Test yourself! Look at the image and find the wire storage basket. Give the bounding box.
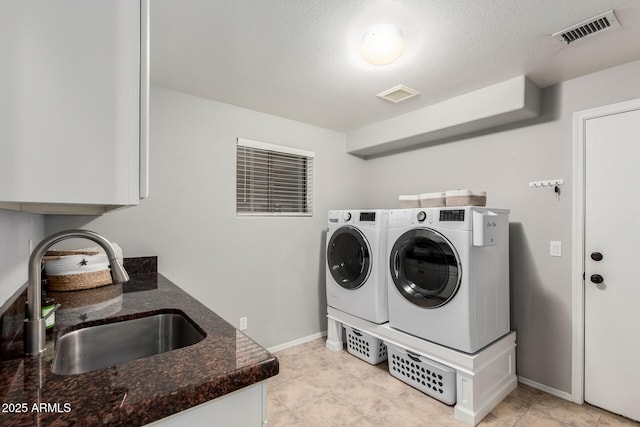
[344,325,388,365]
[386,342,457,405]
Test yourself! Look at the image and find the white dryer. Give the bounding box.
[326,210,389,324]
[387,207,510,353]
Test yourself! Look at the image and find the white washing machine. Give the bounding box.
[387,207,510,353]
[326,210,389,324]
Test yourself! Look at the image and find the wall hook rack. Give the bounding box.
[530,179,563,200]
[529,179,563,188]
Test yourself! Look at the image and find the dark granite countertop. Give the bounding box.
[0,268,279,426]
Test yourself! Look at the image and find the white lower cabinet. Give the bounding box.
[147,382,268,427]
[0,0,149,215]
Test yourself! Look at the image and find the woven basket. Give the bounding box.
[445,190,487,207]
[48,284,122,308]
[43,244,122,292]
[46,270,113,291]
[399,195,420,208]
[420,192,446,208]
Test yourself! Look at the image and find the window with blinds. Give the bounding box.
[236,138,314,216]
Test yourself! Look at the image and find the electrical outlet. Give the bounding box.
[239,317,247,330]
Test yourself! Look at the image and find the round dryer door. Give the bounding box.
[327,225,371,290]
[389,228,461,308]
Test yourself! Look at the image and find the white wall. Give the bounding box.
[43,60,640,395]
[46,86,367,348]
[0,210,45,306]
[363,59,640,394]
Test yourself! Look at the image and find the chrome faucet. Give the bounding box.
[24,229,130,356]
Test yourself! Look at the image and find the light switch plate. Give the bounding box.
[550,241,562,257]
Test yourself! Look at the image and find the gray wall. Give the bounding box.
[362,59,640,394]
[46,86,367,348]
[0,210,45,306]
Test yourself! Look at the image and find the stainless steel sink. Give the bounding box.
[52,310,206,375]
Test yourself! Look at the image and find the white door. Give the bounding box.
[584,105,640,422]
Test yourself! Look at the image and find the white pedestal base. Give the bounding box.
[325,313,344,352]
[327,307,517,426]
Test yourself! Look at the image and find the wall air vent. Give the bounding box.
[552,10,620,45]
[377,84,420,103]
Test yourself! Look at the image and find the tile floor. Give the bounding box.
[267,338,639,427]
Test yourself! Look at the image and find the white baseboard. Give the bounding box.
[518,376,573,401]
[267,331,327,353]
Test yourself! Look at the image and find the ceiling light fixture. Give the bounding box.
[361,24,404,65]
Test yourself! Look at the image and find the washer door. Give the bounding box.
[327,226,371,290]
[390,228,461,308]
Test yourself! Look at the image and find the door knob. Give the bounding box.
[590,252,603,261]
[590,274,604,284]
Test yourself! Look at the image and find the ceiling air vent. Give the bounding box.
[377,84,420,103]
[552,10,620,45]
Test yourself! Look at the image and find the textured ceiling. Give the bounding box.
[151,0,640,131]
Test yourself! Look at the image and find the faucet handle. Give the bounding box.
[24,318,47,356]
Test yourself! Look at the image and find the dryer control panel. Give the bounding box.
[360,212,376,222]
[328,210,389,226]
[439,209,465,222]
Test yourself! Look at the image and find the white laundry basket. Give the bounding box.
[344,326,387,365]
[386,342,457,405]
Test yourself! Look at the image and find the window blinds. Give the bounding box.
[236,138,314,216]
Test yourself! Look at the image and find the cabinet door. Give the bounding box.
[0,1,142,212]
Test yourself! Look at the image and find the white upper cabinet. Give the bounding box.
[0,0,149,215]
